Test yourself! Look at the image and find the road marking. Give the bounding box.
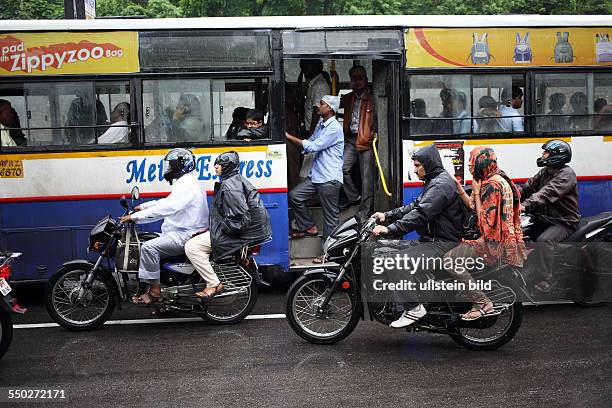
[14,313,287,329]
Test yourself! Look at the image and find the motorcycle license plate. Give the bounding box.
[0,278,11,296]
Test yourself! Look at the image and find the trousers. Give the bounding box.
[184,231,221,288]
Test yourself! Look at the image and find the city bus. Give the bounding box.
[0,15,610,282]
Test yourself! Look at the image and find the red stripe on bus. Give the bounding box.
[0,188,288,203]
[413,28,465,67]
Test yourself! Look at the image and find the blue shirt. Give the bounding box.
[302,117,344,184]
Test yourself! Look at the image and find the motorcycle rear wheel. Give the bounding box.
[449,303,523,350]
[286,274,360,345]
[202,281,258,325]
[0,310,13,359]
[46,265,116,331]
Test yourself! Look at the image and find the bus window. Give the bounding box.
[535,73,590,133]
[95,82,131,144]
[472,74,525,134]
[408,74,470,136]
[594,73,612,132]
[0,84,28,147]
[59,82,107,145]
[143,79,213,144]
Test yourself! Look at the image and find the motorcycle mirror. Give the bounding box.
[120,196,128,209]
[131,186,140,201]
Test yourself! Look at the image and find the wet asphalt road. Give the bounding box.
[1,284,611,408]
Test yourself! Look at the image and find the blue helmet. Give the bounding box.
[162,148,195,184]
[537,139,572,167]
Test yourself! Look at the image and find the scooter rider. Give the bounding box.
[520,139,580,241]
[371,144,465,328]
[120,148,209,304]
[519,139,580,291]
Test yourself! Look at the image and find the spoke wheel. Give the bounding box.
[46,266,116,331]
[203,282,258,325]
[286,274,360,344]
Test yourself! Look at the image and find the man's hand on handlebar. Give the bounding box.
[120,214,132,224]
[134,205,142,211]
[371,212,386,222]
[372,225,389,236]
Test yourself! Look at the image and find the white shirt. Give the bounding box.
[499,106,524,132]
[304,73,330,130]
[130,172,209,235]
[98,121,129,144]
[1,124,17,147]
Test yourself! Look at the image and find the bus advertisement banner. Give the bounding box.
[0,31,139,76]
[406,27,612,68]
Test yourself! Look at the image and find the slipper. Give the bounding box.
[312,256,326,264]
[290,229,318,238]
[131,292,161,305]
[461,301,494,321]
[196,283,224,299]
[534,280,553,293]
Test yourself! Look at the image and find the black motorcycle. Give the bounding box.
[45,187,269,331]
[0,252,24,359]
[521,210,612,305]
[286,218,524,350]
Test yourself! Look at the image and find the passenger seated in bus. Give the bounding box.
[453,91,471,134]
[410,98,433,135]
[499,87,524,132]
[594,98,612,131]
[170,94,204,142]
[236,109,269,141]
[185,151,271,298]
[0,99,27,147]
[434,88,454,134]
[568,92,589,131]
[474,95,503,133]
[371,144,465,327]
[226,107,249,140]
[120,148,208,305]
[98,102,130,144]
[64,93,108,145]
[538,93,568,132]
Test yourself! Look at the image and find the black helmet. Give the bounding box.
[537,139,572,167]
[162,148,195,184]
[214,151,240,178]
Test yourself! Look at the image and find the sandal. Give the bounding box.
[312,256,326,264]
[131,292,162,305]
[461,301,494,321]
[290,228,318,238]
[534,279,553,293]
[196,283,224,299]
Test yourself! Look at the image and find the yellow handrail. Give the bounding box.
[372,134,392,197]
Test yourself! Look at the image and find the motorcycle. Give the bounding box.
[285,217,525,350]
[0,252,25,359]
[521,210,612,305]
[45,187,269,331]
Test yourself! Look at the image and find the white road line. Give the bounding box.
[13,313,287,329]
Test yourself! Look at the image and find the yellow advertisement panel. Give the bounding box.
[0,32,139,76]
[406,27,612,68]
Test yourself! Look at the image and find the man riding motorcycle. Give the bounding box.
[372,144,465,328]
[120,148,209,304]
[519,139,579,291]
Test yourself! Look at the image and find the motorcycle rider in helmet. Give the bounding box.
[519,139,580,291]
[185,151,271,298]
[120,148,209,304]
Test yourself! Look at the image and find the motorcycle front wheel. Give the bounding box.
[449,302,523,350]
[45,265,116,331]
[286,274,360,345]
[0,309,13,359]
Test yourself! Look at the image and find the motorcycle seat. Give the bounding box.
[565,211,612,241]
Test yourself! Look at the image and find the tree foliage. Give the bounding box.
[1,0,609,20]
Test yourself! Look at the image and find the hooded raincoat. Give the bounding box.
[209,152,272,259]
[384,144,465,241]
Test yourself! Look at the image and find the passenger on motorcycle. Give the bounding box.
[519,139,579,291]
[120,148,209,304]
[185,151,271,298]
[445,146,525,320]
[371,144,465,328]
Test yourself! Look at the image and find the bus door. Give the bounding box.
[281,29,404,268]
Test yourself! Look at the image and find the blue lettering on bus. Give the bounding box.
[158,159,164,181]
[147,162,157,182]
[264,160,272,177]
[126,159,146,183]
[245,160,255,178]
[197,156,212,180]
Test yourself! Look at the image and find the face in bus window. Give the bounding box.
[349,67,368,94]
[413,160,426,180]
[0,104,12,126]
[245,119,263,129]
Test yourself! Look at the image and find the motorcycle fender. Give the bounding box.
[60,260,122,310]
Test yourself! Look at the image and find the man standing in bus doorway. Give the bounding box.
[341,65,377,222]
[499,86,524,132]
[286,95,343,264]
